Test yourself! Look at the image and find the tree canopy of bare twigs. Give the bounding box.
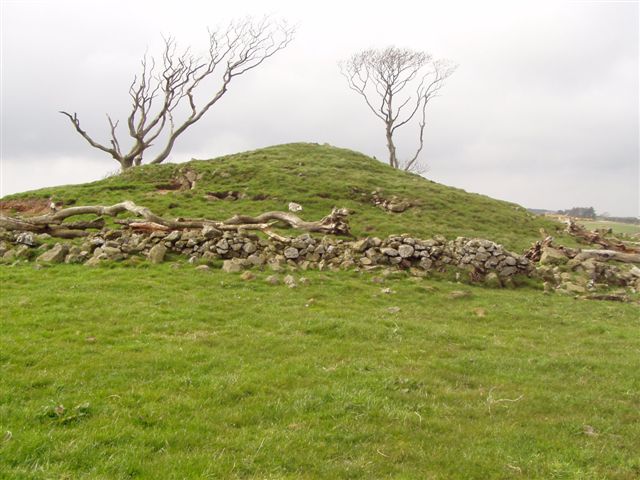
[340,47,456,172]
[61,18,295,171]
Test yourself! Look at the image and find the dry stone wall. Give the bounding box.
[0,228,531,280]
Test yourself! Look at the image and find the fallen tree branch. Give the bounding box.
[573,249,640,264]
[0,201,351,238]
[223,207,351,235]
[565,219,639,253]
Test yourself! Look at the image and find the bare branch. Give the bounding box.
[61,18,295,171]
[340,46,456,171]
[59,111,121,164]
[0,202,351,238]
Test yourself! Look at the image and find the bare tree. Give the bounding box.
[61,18,295,171]
[340,47,456,172]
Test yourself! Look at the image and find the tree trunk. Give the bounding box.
[574,250,640,264]
[386,125,397,168]
[0,202,351,238]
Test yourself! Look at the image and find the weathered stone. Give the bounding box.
[265,274,279,285]
[240,271,255,281]
[475,252,491,262]
[15,232,37,246]
[268,258,285,272]
[199,251,216,261]
[540,247,568,265]
[419,257,433,270]
[283,274,297,288]
[195,264,211,272]
[36,244,68,263]
[164,230,182,242]
[484,257,499,269]
[243,242,257,254]
[284,247,299,259]
[340,259,355,269]
[102,246,122,258]
[484,272,502,288]
[352,238,370,253]
[222,259,244,273]
[398,244,414,258]
[560,282,587,294]
[499,266,518,277]
[147,244,167,264]
[246,254,265,266]
[84,255,105,267]
[291,240,307,250]
[387,202,409,213]
[3,245,31,260]
[381,247,399,257]
[504,256,517,266]
[64,252,86,264]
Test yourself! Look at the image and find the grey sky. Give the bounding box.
[1,0,638,216]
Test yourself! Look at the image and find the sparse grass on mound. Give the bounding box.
[0,264,638,479]
[1,143,568,252]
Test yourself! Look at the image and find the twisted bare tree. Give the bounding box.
[61,18,295,171]
[340,47,456,172]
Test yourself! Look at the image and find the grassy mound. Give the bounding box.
[2,143,565,252]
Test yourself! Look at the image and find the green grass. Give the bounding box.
[1,263,639,479]
[1,143,569,252]
[1,143,635,478]
[579,220,640,236]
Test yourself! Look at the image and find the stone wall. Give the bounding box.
[0,228,531,280]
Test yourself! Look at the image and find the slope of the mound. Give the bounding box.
[1,143,564,251]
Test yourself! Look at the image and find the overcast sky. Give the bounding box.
[1,0,638,216]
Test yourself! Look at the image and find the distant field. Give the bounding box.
[1,264,638,479]
[579,220,640,236]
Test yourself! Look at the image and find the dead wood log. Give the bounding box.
[523,235,554,262]
[118,221,171,232]
[0,201,351,238]
[573,249,640,264]
[223,207,351,235]
[565,219,639,253]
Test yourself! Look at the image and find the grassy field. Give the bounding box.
[1,263,638,479]
[579,220,640,237]
[1,143,571,253]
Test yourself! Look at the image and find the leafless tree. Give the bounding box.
[61,18,295,171]
[340,47,456,172]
